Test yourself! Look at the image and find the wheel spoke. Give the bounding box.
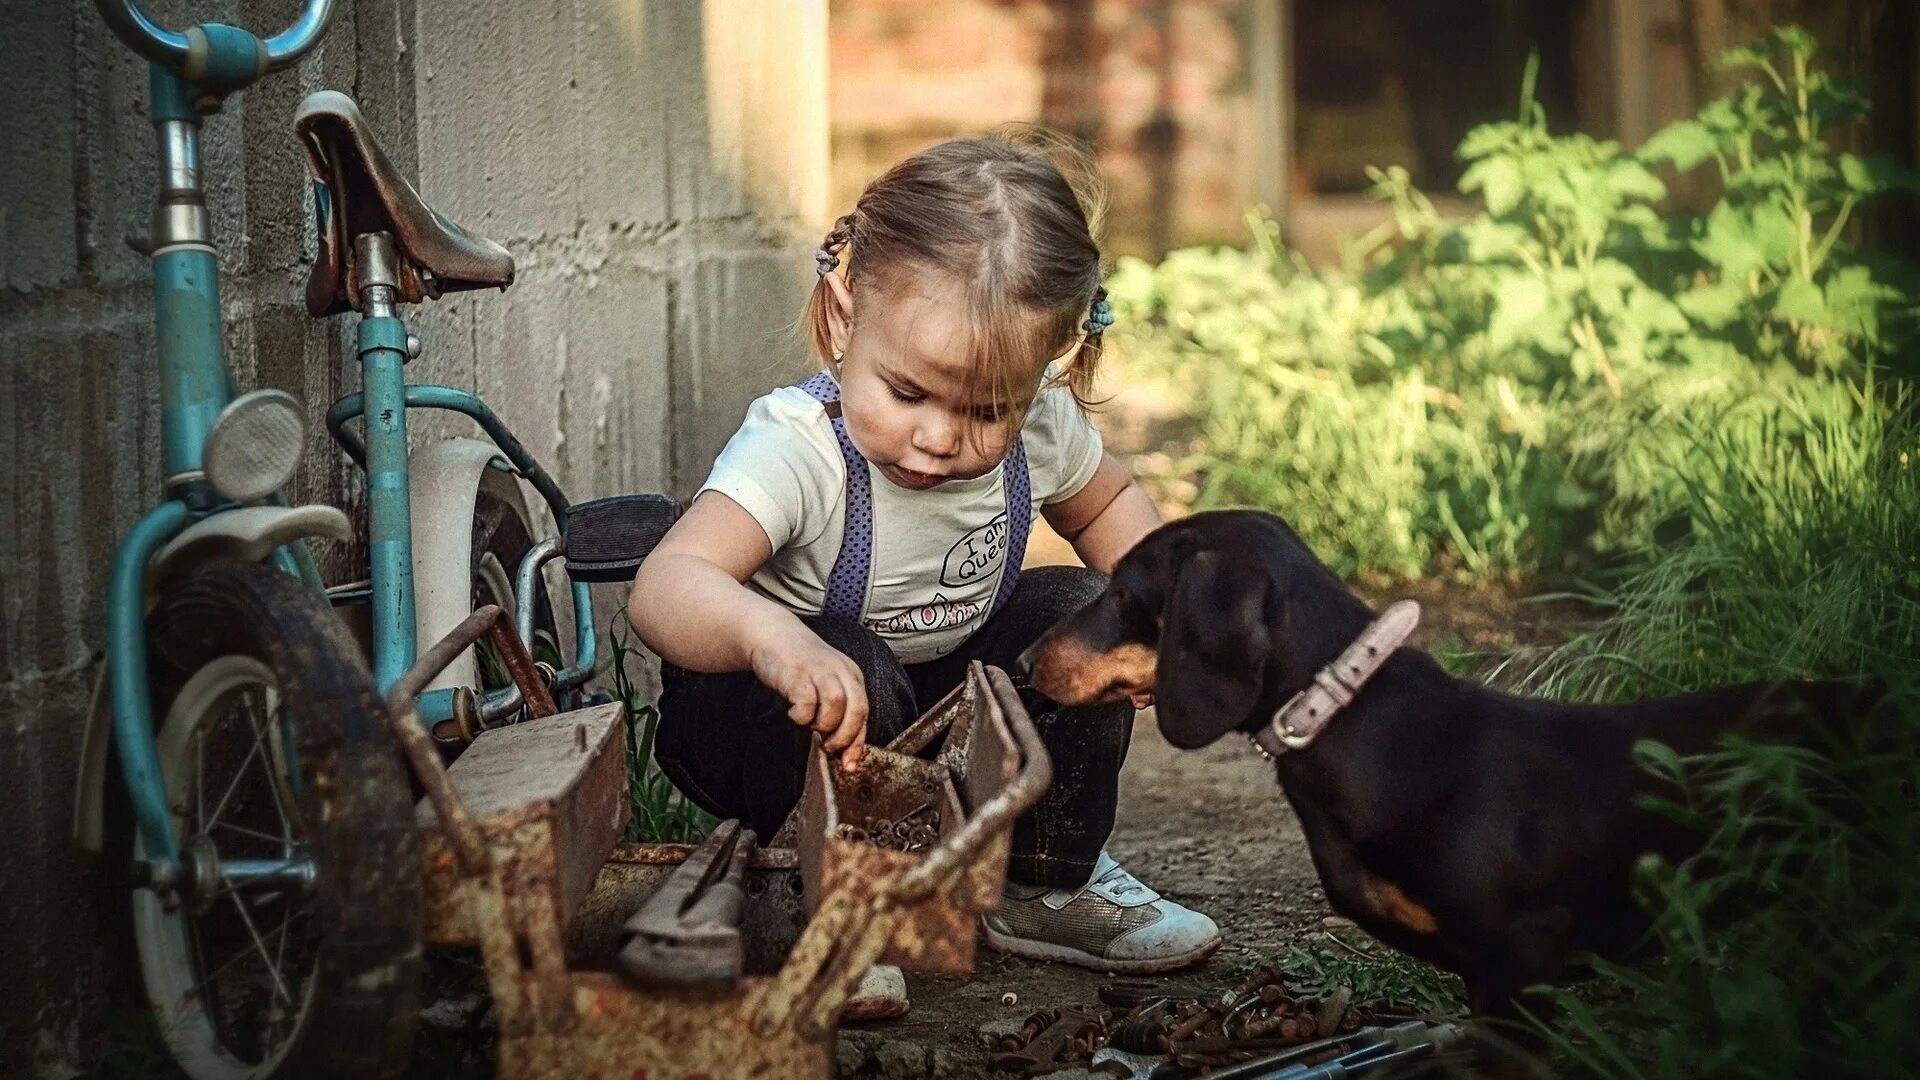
[210,819,299,848]
[185,904,307,1002]
[203,698,270,831]
[222,869,294,1008]
[273,888,294,994]
[196,725,206,833]
[243,688,298,851]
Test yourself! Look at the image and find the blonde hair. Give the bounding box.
[804,124,1111,449]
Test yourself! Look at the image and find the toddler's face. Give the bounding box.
[836,270,1052,491]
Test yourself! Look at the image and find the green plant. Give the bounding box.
[1505,381,1919,1076]
[1279,933,1466,1018]
[1517,379,1918,701]
[605,619,713,844]
[1108,27,1918,583]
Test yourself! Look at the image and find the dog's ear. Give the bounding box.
[1156,550,1272,749]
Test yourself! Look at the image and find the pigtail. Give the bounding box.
[1065,283,1109,402]
[802,213,857,367]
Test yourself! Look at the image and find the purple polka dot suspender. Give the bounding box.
[797,371,1031,623]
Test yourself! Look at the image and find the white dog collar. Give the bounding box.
[1251,600,1421,759]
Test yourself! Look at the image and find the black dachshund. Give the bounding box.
[1019,510,1865,1021]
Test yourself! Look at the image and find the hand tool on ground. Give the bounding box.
[618,819,757,990]
[1198,1020,1469,1080]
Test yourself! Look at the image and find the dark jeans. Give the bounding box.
[654,565,1132,889]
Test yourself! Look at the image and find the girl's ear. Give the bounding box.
[823,272,854,359]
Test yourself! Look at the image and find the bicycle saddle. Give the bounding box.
[294,90,514,316]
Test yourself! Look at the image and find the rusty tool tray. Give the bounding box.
[388,624,1052,1079]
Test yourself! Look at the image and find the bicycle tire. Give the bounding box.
[133,561,421,1079]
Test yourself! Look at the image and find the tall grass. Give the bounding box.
[1518,378,1918,699]
[604,620,713,844]
[1511,380,1920,1077]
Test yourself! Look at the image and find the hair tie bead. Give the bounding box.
[1082,296,1114,335]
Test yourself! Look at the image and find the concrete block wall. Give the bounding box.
[0,1,827,1073]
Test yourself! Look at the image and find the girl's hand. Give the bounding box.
[749,622,871,769]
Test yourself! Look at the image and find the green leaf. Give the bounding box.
[1671,334,1748,370]
[1488,275,1552,352]
[1460,217,1531,261]
[1695,202,1793,281]
[1822,265,1899,341]
[1640,120,1719,171]
[1456,121,1521,162]
[1773,24,1819,58]
[1839,153,1920,195]
[1713,41,1774,74]
[1634,738,1688,780]
[1677,281,1748,329]
[1774,277,1830,326]
[1583,259,1639,318]
[1626,284,1691,335]
[1608,160,1669,203]
[1461,157,1525,215]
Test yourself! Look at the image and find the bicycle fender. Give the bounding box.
[408,437,532,695]
[74,502,351,853]
[152,504,351,583]
[74,665,114,852]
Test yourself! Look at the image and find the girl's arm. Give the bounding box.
[1043,452,1162,574]
[628,491,870,766]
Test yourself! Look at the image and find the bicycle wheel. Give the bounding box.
[130,561,420,1079]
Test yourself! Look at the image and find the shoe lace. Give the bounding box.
[1094,862,1148,899]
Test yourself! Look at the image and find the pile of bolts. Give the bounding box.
[835,803,943,854]
[987,966,1469,1078]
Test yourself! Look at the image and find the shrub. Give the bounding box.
[1107,28,1918,583]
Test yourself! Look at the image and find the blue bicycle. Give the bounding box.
[70,2,657,1074]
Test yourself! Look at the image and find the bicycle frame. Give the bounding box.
[101,8,592,871]
[322,252,598,721]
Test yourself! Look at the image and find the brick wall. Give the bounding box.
[829,0,1256,258]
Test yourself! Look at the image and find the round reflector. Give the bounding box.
[204,389,306,502]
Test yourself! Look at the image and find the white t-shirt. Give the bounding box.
[700,377,1104,664]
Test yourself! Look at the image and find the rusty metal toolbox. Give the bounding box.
[392,632,1049,1078]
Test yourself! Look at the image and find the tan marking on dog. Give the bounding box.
[1028,638,1158,705]
[1362,878,1439,934]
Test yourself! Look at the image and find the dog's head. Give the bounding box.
[1019,511,1369,749]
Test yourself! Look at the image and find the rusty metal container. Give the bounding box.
[389,622,1049,1079]
[415,700,629,946]
[566,843,807,976]
[797,662,1033,973]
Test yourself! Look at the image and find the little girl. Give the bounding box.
[627,129,1219,1012]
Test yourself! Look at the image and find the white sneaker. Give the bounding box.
[982,852,1221,974]
[841,962,909,1021]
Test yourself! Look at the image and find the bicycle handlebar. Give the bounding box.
[94,0,334,78]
